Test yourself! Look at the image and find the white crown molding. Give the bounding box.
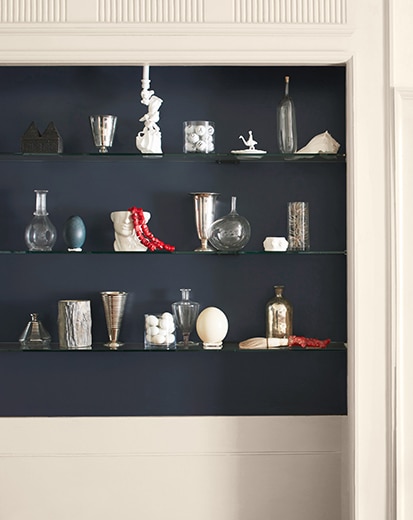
[0,20,354,65]
[0,48,352,66]
[0,0,349,25]
[0,22,354,36]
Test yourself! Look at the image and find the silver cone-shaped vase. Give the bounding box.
[101,291,128,349]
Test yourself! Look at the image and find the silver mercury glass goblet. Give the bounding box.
[190,192,219,252]
[101,291,128,349]
[172,288,200,348]
[90,115,117,153]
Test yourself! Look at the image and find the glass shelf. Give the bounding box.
[0,152,346,164]
[0,341,347,352]
[0,249,347,255]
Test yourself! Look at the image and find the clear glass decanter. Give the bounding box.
[277,76,297,154]
[208,196,251,251]
[19,313,51,349]
[265,285,293,348]
[25,189,57,251]
[172,288,200,348]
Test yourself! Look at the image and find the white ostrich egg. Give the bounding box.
[196,307,228,347]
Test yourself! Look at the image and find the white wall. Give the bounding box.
[0,416,344,520]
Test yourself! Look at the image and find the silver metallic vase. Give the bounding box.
[90,115,117,153]
[190,192,219,252]
[101,291,128,349]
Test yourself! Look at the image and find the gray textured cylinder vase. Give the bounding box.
[58,300,92,349]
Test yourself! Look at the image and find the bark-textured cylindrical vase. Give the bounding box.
[58,300,92,349]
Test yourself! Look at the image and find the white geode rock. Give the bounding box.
[297,130,340,154]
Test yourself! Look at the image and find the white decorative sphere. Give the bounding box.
[159,318,174,333]
[196,306,228,349]
[166,333,176,344]
[185,143,196,152]
[151,334,166,345]
[195,140,207,152]
[188,133,200,144]
[146,314,158,327]
[195,125,206,136]
[148,325,160,337]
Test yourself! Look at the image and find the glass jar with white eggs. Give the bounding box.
[144,312,176,349]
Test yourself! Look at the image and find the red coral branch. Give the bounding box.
[288,335,331,349]
[128,206,175,252]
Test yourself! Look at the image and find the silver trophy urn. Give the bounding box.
[190,192,219,252]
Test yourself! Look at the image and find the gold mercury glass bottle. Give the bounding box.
[265,285,293,348]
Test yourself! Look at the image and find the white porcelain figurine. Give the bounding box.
[239,130,258,150]
[231,130,267,156]
[111,210,151,252]
[136,65,163,154]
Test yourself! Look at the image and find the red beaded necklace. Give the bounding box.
[128,206,175,252]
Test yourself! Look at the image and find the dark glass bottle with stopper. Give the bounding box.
[265,285,293,348]
[277,76,297,154]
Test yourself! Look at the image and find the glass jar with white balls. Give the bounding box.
[144,312,176,349]
[183,121,215,153]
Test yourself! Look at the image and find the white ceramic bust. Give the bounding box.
[111,210,151,252]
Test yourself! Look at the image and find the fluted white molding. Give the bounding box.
[97,0,204,23]
[0,0,347,24]
[234,0,346,24]
[0,0,66,22]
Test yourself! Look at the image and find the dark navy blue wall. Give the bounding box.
[0,65,346,154]
[0,66,346,416]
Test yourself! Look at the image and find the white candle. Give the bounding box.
[143,65,150,81]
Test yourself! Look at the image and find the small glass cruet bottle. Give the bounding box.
[265,285,293,348]
[25,189,57,251]
[277,76,297,154]
[172,288,200,348]
[19,313,51,349]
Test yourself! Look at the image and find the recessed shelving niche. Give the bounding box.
[0,64,347,416]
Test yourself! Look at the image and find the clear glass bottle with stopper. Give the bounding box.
[25,189,57,251]
[265,285,293,348]
[172,288,200,348]
[277,76,297,154]
[19,313,51,349]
